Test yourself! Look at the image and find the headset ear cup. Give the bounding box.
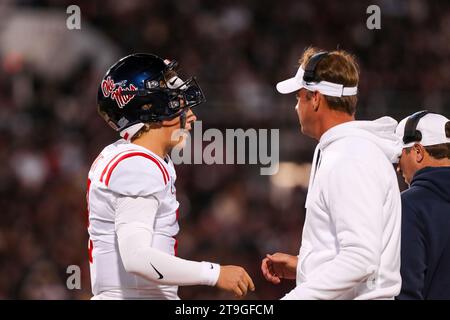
[303,51,328,82]
[445,121,450,138]
[415,130,422,142]
[402,110,429,144]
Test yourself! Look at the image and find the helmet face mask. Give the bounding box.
[97,53,205,133]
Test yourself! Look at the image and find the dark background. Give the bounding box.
[0,0,449,299]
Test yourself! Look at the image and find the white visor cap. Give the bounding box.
[276,66,358,97]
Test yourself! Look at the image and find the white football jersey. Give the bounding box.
[87,139,180,299]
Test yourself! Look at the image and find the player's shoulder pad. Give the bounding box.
[103,151,170,197]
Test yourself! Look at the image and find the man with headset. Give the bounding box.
[261,47,402,299]
[396,111,450,299]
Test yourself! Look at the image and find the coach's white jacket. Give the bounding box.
[283,117,402,300]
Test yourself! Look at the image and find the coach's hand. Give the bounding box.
[216,265,255,298]
[261,253,298,284]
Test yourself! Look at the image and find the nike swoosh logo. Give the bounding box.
[150,263,164,280]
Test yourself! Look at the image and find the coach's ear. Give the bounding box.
[313,91,321,112]
[445,121,450,138]
[413,143,425,163]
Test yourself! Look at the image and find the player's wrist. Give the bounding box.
[200,261,220,286]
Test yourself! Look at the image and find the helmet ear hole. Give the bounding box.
[445,121,450,138]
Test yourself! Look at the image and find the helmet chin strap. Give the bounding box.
[160,109,188,128]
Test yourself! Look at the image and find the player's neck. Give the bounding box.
[131,134,167,159]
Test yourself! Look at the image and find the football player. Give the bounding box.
[87,53,254,299]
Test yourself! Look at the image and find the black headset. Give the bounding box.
[402,110,429,144]
[303,51,329,83]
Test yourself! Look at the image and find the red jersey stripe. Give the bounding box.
[105,152,169,186]
[151,155,170,183]
[88,239,94,264]
[173,238,178,257]
[100,150,133,183]
[86,178,91,228]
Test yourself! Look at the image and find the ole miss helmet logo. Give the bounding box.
[101,76,137,108]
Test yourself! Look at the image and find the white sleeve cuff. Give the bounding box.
[200,261,221,286]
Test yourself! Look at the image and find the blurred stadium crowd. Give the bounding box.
[0,0,449,299]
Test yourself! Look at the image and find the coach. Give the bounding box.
[261,47,403,299]
[396,111,450,299]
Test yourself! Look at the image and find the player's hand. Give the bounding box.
[261,253,298,284]
[215,265,255,298]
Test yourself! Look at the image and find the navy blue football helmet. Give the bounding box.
[97,53,205,132]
